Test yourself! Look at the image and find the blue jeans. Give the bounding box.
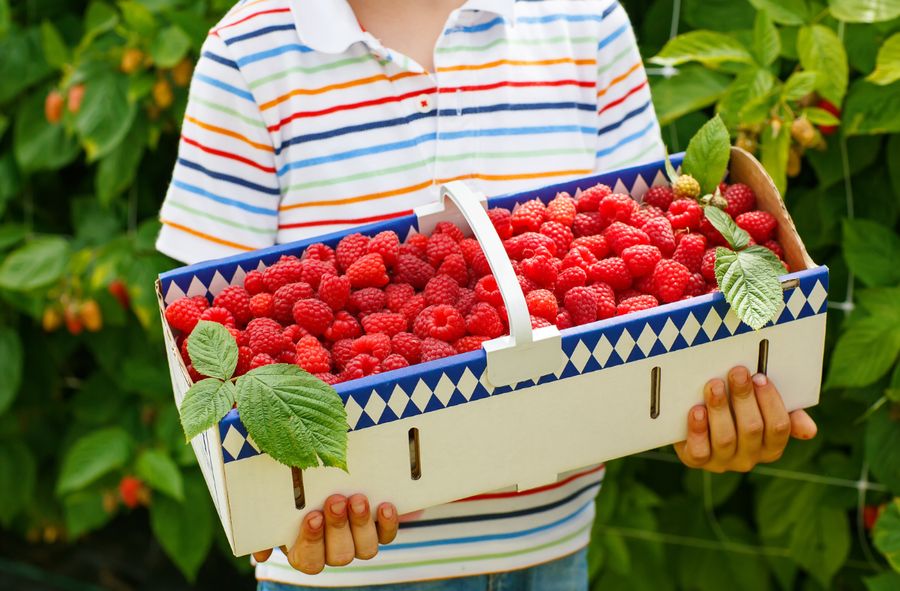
[257,546,588,591]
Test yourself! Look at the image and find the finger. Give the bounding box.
[252,548,273,563]
[728,366,763,472]
[674,405,711,467]
[704,378,736,464]
[375,503,399,545]
[323,495,355,567]
[286,512,326,575]
[789,409,818,440]
[752,373,791,462]
[348,494,379,560]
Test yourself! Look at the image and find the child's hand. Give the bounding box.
[674,366,817,473]
[253,494,398,574]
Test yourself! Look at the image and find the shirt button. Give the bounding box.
[416,94,433,113]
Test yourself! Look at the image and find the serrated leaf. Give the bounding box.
[842,219,900,287]
[843,79,900,135]
[136,449,184,500]
[873,499,900,570]
[829,0,900,23]
[788,505,851,587]
[797,25,849,105]
[749,0,810,25]
[682,115,731,195]
[802,106,841,126]
[826,317,900,388]
[179,378,236,441]
[187,321,238,380]
[650,31,755,68]
[715,246,783,330]
[867,33,900,85]
[664,149,679,183]
[150,25,191,68]
[118,0,157,37]
[235,364,348,470]
[864,406,900,494]
[0,236,70,292]
[752,11,781,66]
[650,65,731,126]
[56,427,133,495]
[782,71,818,101]
[704,207,750,250]
[149,473,213,581]
[717,67,777,129]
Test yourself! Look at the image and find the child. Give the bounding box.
[157,1,817,589]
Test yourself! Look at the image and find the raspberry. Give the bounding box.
[213,286,252,327]
[526,289,558,322]
[336,233,370,272]
[235,346,255,376]
[361,312,407,337]
[437,253,469,286]
[367,231,400,267]
[331,339,356,370]
[342,354,382,380]
[295,336,332,374]
[599,193,637,225]
[560,245,597,273]
[385,283,415,312]
[465,302,505,338]
[604,222,650,255]
[547,193,577,226]
[324,310,362,341]
[617,295,659,316]
[352,334,392,360]
[474,275,503,307]
[199,306,236,328]
[318,274,351,311]
[700,248,717,283]
[667,199,703,231]
[629,207,661,229]
[399,294,427,324]
[458,238,483,265]
[699,215,728,247]
[487,207,513,240]
[564,286,598,325]
[249,326,290,357]
[315,372,340,385]
[736,211,777,243]
[577,183,611,212]
[243,270,266,295]
[347,288,384,316]
[673,174,701,200]
[621,244,662,277]
[246,317,282,337]
[395,254,435,289]
[456,288,476,316]
[672,233,707,273]
[642,217,677,257]
[555,266,588,299]
[347,253,389,288]
[191,296,210,310]
[414,305,466,342]
[424,275,460,306]
[453,335,491,353]
[165,297,204,333]
[511,199,547,234]
[426,233,463,267]
[504,233,557,261]
[263,258,304,292]
[298,259,336,290]
[539,221,574,253]
[571,235,610,259]
[531,315,552,329]
[292,299,334,336]
[401,233,429,259]
[650,259,692,303]
[572,212,604,237]
[187,364,204,382]
[272,282,314,324]
[555,310,573,330]
[421,338,457,362]
[764,240,784,260]
[433,221,466,243]
[280,349,299,365]
[249,293,275,319]
[590,258,632,292]
[391,332,422,364]
[642,186,674,211]
[518,274,539,295]
[283,324,309,343]
[724,183,756,217]
[521,253,558,288]
[381,354,410,372]
[590,282,617,320]
[685,272,707,297]
[303,243,336,264]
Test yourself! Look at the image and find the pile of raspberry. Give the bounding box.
[165,181,784,385]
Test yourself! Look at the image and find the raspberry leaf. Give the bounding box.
[663,148,680,183]
[179,379,236,441]
[682,115,731,195]
[186,320,238,380]
[704,206,751,250]
[714,246,783,330]
[235,364,348,470]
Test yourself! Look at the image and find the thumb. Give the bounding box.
[789,409,817,440]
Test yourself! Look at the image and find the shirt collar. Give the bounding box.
[292,0,516,55]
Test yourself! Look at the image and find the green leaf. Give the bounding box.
[136,449,184,500]
[650,31,755,68]
[0,328,23,415]
[760,117,791,194]
[0,236,70,292]
[84,1,119,39]
[650,66,732,126]
[235,364,348,470]
[74,71,138,161]
[187,321,239,380]
[865,406,900,494]
[0,442,36,526]
[802,106,841,126]
[788,505,851,587]
[842,219,900,287]
[0,152,21,217]
[782,71,818,101]
[704,207,751,250]
[118,0,157,36]
[13,90,80,173]
[829,0,900,23]
[866,573,900,591]
[843,79,900,135]
[149,473,213,581]
[56,427,133,495]
[95,118,145,206]
[0,27,52,104]
[717,67,777,129]
[0,0,8,36]
[749,0,810,25]
[752,11,781,66]
[179,378,237,441]
[715,246,784,330]
[868,33,900,85]
[873,499,900,571]
[150,25,191,68]
[681,115,731,195]
[63,490,112,538]
[0,224,27,252]
[826,317,900,388]
[40,20,68,69]
[797,25,850,105]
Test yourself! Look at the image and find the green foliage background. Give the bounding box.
[0,0,898,589]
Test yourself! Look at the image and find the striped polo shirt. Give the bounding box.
[156,0,663,586]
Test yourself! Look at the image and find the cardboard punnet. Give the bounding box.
[158,149,828,556]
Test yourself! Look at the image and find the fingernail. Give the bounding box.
[381,505,394,519]
[733,368,748,386]
[350,498,366,515]
[692,407,705,422]
[711,381,725,402]
[752,373,767,386]
[331,500,346,516]
[308,513,323,530]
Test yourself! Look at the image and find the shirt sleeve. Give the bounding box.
[156,33,280,265]
[594,2,665,173]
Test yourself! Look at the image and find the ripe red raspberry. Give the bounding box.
[437,253,469,286]
[700,248,717,283]
[283,324,309,344]
[426,233,463,267]
[302,242,335,264]
[629,207,661,229]
[560,245,597,274]
[465,302,505,338]
[298,259,336,290]
[736,211,777,243]
[424,274,460,306]
[331,339,356,370]
[673,233,707,273]
[191,296,210,310]
[336,233,370,272]
[599,193,637,225]
[572,212,605,237]
[617,295,659,316]
[414,305,467,342]
[342,354,382,380]
[399,294,427,324]
[385,283,415,312]
[235,345,255,376]
[458,238,482,264]
[186,364,204,382]
[243,270,266,295]
[521,253,558,288]
[352,333,392,360]
[249,325,291,357]
[246,317,282,337]
[487,207,513,240]
[526,289,558,322]
[763,240,784,260]
[650,259,692,303]
[272,282,314,324]
[504,232,557,260]
[555,266,588,299]
[421,338,457,362]
[318,274,351,311]
[367,231,400,267]
[433,221,466,243]
[295,336,332,374]
[361,312,407,337]
[456,287,476,316]
[199,306,236,328]
[292,299,334,336]
[381,353,410,372]
[518,274,539,295]
[263,258,304,292]
[590,258,632,292]
[511,199,547,234]
[395,254,435,289]
[347,253,389,288]
[391,332,422,364]
[249,293,275,319]
[401,233,429,259]
[250,353,277,369]
[325,310,362,341]
[724,183,756,217]
[453,335,491,353]
[577,183,611,212]
[315,372,340,385]
[540,221,574,253]
[699,215,728,247]
[621,244,662,277]
[571,235,610,259]
[214,286,252,326]
[118,476,144,509]
[564,286,598,325]
[555,310,573,329]
[165,297,205,333]
[531,315,552,328]
[604,222,650,255]
[642,186,674,211]
[667,199,703,231]
[547,193,577,226]
[474,275,503,307]
[590,282,617,320]
[641,217,677,257]
[616,288,642,303]
[685,272,707,297]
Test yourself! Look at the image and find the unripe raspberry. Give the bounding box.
[673,174,701,200]
[790,117,817,148]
